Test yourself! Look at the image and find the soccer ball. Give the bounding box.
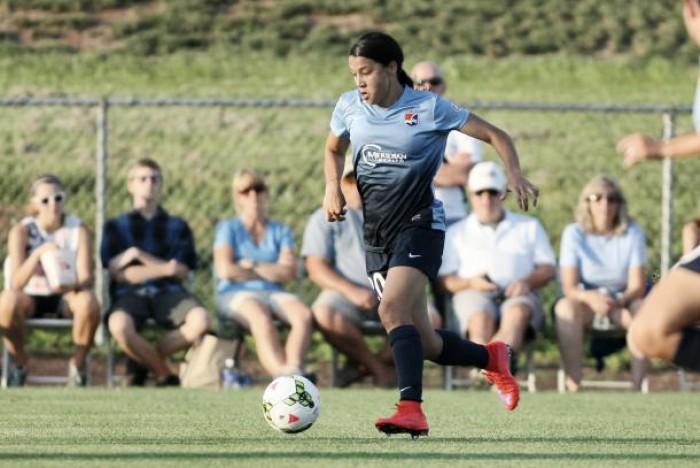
[262,375,321,434]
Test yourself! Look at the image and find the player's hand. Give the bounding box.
[34,242,59,257]
[504,280,530,298]
[324,183,347,222]
[470,275,500,293]
[349,287,379,310]
[616,133,662,168]
[685,0,700,48]
[586,290,617,316]
[505,172,539,211]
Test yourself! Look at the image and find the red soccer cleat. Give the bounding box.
[482,341,520,411]
[375,400,429,439]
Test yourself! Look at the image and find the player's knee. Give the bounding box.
[108,312,136,341]
[186,308,211,336]
[628,318,660,358]
[554,297,577,322]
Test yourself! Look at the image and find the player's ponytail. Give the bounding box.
[350,31,412,87]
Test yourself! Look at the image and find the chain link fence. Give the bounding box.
[0,97,697,341]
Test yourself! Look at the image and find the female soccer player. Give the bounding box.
[617,0,700,373]
[323,31,538,437]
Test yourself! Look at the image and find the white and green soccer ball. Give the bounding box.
[262,375,321,433]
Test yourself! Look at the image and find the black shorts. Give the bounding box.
[680,253,700,274]
[365,226,445,297]
[107,290,202,330]
[30,294,65,317]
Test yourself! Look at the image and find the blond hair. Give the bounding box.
[575,175,630,235]
[231,168,268,213]
[28,174,65,216]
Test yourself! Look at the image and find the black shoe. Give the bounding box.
[156,374,181,387]
[509,349,519,377]
[126,358,148,387]
[301,372,318,386]
[8,366,27,387]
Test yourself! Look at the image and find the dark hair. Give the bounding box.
[30,174,64,197]
[349,31,413,88]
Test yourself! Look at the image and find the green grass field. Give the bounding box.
[1,388,699,467]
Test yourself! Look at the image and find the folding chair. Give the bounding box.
[555,318,649,393]
[1,317,92,388]
[442,298,538,392]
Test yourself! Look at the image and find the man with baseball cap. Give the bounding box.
[437,162,556,374]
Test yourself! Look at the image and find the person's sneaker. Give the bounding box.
[67,364,88,387]
[156,374,181,387]
[336,363,364,388]
[126,358,148,387]
[7,366,27,387]
[482,341,520,411]
[375,400,429,439]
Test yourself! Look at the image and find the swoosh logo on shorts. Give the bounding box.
[408,253,421,259]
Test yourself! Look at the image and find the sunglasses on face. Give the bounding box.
[239,184,267,195]
[587,193,623,203]
[130,175,162,184]
[38,193,65,205]
[474,189,501,197]
[415,77,444,87]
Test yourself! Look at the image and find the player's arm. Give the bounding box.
[617,132,700,167]
[459,114,538,211]
[213,243,258,283]
[306,255,377,309]
[252,247,297,284]
[324,132,350,222]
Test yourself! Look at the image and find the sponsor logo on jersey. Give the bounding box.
[360,144,408,167]
[404,112,419,126]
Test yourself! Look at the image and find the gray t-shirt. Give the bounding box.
[301,207,369,288]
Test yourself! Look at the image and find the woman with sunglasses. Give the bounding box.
[0,174,100,386]
[214,168,314,380]
[554,175,649,392]
[324,31,538,437]
[616,0,700,378]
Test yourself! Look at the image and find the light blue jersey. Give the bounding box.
[330,86,470,251]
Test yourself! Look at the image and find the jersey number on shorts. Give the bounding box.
[369,271,387,300]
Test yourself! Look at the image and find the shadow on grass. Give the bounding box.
[0,451,698,462]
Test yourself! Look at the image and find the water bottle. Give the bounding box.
[221,358,240,389]
[592,288,613,331]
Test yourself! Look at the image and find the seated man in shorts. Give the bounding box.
[302,166,394,387]
[101,158,211,386]
[438,162,555,373]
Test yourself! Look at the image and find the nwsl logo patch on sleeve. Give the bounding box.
[404,112,419,126]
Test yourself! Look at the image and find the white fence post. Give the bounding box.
[661,111,675,277]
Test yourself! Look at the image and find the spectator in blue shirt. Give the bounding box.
[101,158,211,387]
[214,168,313,378]
[554,175,649,392]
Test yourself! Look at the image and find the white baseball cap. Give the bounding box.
[468,161,507,193]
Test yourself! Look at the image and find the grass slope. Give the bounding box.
[0,388,699,467]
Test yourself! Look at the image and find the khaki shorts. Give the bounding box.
[216,290,302,328]
[312,289,380,328]
[450,289,544,336]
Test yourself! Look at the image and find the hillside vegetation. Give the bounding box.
[0,0,696,61]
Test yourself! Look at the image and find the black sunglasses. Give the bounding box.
[587,193,623,203]
[39,193,65,205]
[130,174,162,183]
[239,183,267,195]
[415,77,444,87]
[474,189,500,197]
